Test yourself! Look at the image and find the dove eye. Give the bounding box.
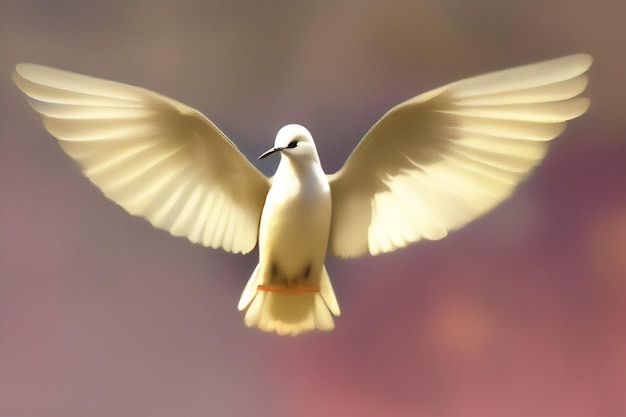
[286,140,298,148]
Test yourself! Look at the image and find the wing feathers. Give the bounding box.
[15,63,148,100]
[447,54,592,98]
[329,54,592,257]
[453,76,589,106]
[441,98,589,123]
[14,57,592,260]
[14,63,269,254]
[448,118,567,141]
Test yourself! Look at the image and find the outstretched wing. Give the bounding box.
[328,54,592,257]
[13,63,269,254]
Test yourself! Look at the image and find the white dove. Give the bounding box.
[13,54,592,335]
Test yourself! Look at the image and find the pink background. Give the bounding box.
[2,1,625,416]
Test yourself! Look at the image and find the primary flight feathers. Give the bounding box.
[13,54,591,335]
[329,55,591,256]
[13,63,270,254]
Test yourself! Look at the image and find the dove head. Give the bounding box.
[259,124,320,163]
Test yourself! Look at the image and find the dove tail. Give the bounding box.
[237,265,340,336]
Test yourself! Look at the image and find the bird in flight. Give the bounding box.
[13,54,592,335]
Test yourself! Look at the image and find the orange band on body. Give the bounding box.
[257,285,320,294]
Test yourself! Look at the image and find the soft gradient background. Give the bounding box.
[1,1,625,416]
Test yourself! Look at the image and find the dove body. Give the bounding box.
[238,126,340,335]
[258,127,331,290]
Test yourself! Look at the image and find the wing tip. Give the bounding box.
[553,53,593,77]
[568,53,593,70]
[13,63,52,84]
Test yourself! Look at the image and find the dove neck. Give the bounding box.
[272,155,329,205]
[277,154,324,177]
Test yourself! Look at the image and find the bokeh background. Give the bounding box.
[1,1,625,416]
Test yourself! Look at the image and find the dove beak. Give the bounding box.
[258,146,283,159]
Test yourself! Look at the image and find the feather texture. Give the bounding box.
[13,64,269,254]
[329,54,592,257]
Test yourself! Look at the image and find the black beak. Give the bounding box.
[258,147,283,159]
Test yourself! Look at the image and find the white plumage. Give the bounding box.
[13,54,592,335]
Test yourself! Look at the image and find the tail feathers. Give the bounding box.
[319,266,340,316]
[238,265,340,336]
[237,264,261,311]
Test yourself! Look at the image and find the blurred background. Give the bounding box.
[1,1,625,416]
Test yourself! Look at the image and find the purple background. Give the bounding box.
[2,1,625,416]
